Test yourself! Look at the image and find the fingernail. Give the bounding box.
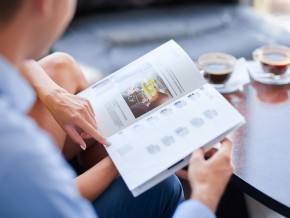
[104,140,112,146]
[80,143,87,150]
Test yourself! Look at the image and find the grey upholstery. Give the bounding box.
[53,2,290,76]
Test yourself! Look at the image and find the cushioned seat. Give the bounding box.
[53,1,290,77]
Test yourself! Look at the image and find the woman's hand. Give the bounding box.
[44,88,106,150]
[21,60,106,150]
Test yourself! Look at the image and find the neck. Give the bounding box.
[0,25,28,67]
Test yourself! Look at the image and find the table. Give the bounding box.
[223,80,290,217]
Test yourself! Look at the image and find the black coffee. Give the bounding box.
[259,52,290,75]
[203,62,232,84]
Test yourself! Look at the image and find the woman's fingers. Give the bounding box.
[81,97,96,123]
[65,125,87,150]
[75,118,107,145]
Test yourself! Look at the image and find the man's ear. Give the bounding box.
[31,0,53,18]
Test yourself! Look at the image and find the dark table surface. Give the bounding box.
[223,80,290,217]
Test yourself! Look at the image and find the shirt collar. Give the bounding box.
[0,56,36,114]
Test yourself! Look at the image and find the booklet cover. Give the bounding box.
[78,40,245,197]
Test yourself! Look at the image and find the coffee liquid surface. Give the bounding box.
[259,52,290,75]
[203,62,232,84]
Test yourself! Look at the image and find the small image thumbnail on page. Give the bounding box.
[115,62,173,118]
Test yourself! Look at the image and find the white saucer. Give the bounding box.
[210,58,250,94]
[213,82,244,94]
[247,62,290,85]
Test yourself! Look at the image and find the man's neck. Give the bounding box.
[0,24,30,67]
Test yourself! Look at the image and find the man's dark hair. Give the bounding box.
[0,0,23,22]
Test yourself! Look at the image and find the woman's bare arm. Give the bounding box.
[75,156,119,201]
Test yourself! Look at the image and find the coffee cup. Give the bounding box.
[198,53,237,88]
[253,45,290,77]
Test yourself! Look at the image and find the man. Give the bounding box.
[0,0,233,217]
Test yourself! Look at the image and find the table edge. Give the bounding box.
[231,174,290,217]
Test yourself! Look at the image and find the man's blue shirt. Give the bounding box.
[0,57,97,218]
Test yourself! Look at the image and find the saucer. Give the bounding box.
[247,62,290,85]
[213,83,244,94]
[211,58,250,94]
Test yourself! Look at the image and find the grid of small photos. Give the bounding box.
[107,84,240,190]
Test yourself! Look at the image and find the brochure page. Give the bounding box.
[106,84,245,194]
[78,40,205,137]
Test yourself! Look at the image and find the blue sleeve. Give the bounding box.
[0,111,98,218]
[173,200,216,218]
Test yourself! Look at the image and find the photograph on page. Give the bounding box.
[112,61,173,118]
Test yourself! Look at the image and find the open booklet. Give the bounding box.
[78,40,245,197]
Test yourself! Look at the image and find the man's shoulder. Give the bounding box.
[0,99,97,218]
[0,97,51,151]
[0,97,64,171]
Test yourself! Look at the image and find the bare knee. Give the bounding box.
[39,52,89,93]
[40,52,79,78]
[46,52,75,69]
